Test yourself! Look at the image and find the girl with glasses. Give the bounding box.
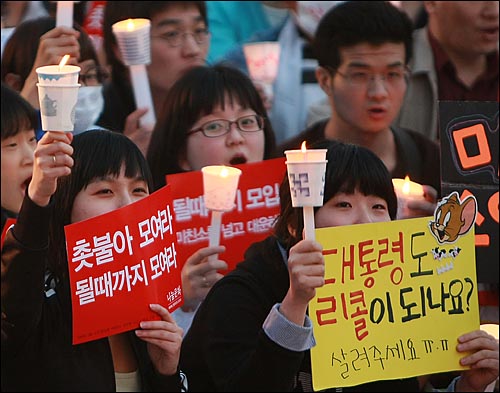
[147,63,278,335]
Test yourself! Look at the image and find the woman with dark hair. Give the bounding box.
[1,130,183,391]
[179,140,499,392]
[1,83,38,232]
[97,1,209,155]
[147,63,277,190]
[145,63,277,334]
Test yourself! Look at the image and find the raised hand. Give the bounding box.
[28,131,73,207]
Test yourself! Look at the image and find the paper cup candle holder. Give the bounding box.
[202,165,242,260]
[392,176,425,219]
[112,18,156,129]
[285,142,328,241]
[36,55,81,132]
[243,41,281,101]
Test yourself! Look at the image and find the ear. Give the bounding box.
[4,73,22,91]
[178,150,192,171]
[316,67,332,95]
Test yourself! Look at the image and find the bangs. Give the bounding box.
[70,130,152,191]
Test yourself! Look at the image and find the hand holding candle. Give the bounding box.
[392,175,425,219]
[284,142,327,241]
[202,166,242,260]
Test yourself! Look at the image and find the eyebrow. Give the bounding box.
[346,61,405,69]
[156,15,205,28]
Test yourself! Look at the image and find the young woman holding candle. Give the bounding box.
[146,63,277,335]
[178,139,499,392]
[1,129,184,391]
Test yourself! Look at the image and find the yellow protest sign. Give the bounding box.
[310,216,479,390]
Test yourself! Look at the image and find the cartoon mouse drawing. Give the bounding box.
[429,192,477,244]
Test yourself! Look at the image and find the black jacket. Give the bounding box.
[1,195,182,392]
[277,120,441,196]
[180,236,419,392]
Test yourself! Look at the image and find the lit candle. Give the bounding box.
[392,175,425,219]
[36,54,80,85]
[284,142,328,241]
[112,18,156,129]
[202,165,242,260]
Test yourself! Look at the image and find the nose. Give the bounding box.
[353,206,376,225]
[366,75,389,99]
[116,193,134,209]
[21,141,34,166]
[226,121,245,144]
[181,33,202,56]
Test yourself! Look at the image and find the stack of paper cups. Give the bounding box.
[36,64,81,132]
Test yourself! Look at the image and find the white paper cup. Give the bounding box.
[112,18,151,66]
[37,83,80,131]
[243,41,280,83]
[285,161,327,207]
[36,65,81,85]
[202,166,242,211]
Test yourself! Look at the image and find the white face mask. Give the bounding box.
[293,1,343,38]
[73,85,104,134]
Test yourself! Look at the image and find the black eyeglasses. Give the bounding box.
[78,66,109,86]
[152,28,210,47]
[187,115,265,138]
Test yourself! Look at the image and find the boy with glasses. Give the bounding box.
[278,1,440,220]
[97,1,210,156]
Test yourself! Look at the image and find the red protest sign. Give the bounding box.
[65,185,181,344]
[167,158,286,273]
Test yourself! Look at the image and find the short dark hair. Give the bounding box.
[1,16,99,90]
[147,64,277,190]
[1,83,38,139]
[314,1,413,70]
[274,140,398,250]
[47,129,153,281]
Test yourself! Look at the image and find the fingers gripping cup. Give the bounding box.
[36,62,81,132]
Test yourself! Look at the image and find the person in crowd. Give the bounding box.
[220,1,340,144]
[179,139,499,392]
[1,129,184,391]
[146,63,277,334]
[96,1,210,156]
[394,0,499,141]
[278,1,439,219]
[1,1,49,57]
[1,83,38,232]
[1,16,107,139]
[308,1,499,141]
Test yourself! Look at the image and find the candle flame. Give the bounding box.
[126,19,135,31]
[58,54,70,68]
[402,175,411,195]
[301,141,307,153]
[220,167,228,178]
